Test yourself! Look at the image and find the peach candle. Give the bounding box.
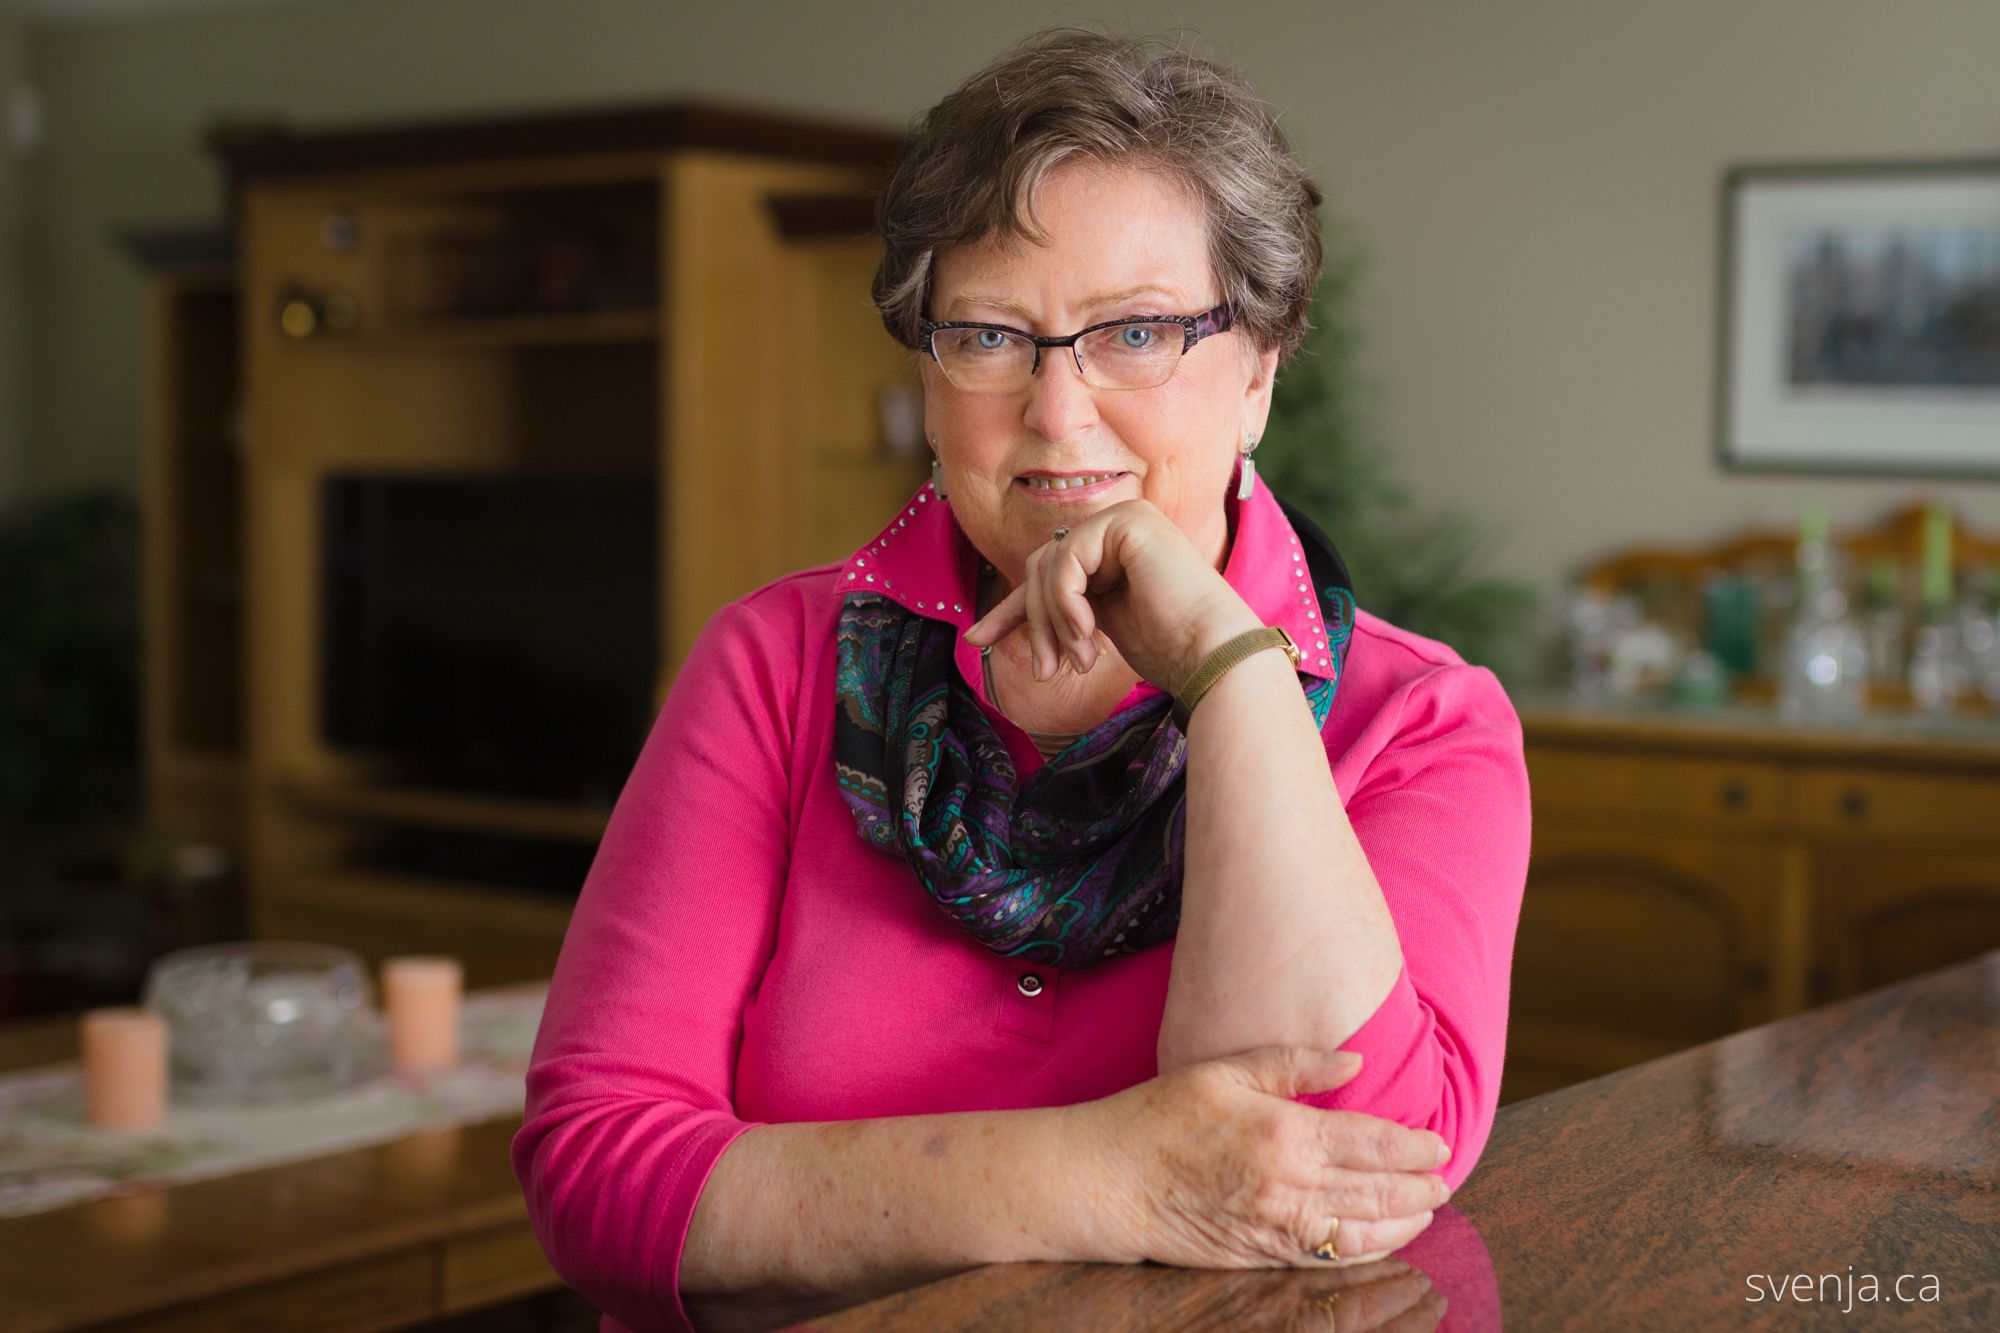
[80,1007,168,1131]
[381,956,462,1073]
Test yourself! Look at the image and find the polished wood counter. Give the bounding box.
[805,950,2000,1331]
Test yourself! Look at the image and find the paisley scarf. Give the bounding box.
[833,490,1356,969]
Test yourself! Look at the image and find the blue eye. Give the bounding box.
[1117,325,1156,349]
[975,329,1009,351]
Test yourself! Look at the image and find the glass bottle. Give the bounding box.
[1862,558,1907,685]
[1955,564,1998,705]
[1777,535,1868,725]
[1908,506,1964,716]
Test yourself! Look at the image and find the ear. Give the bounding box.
[1241,342,1281,440]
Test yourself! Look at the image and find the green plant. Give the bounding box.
[1261,219,1542,682]
[0,488,141,857]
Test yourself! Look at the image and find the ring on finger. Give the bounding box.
[1311,1216,1340,1261]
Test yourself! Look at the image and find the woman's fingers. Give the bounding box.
[1318,1210,1436,1267]
[964,522,1112,673]
[1048,543,1098,672]
[1315,1112,1452,1174]
[1317,1166,1452,1221]
[1022,547,1059,680]
[965,583,1025,645]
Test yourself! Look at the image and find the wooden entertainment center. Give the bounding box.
[131,102,924,988]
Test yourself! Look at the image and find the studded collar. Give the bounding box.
[837,469,1347,683]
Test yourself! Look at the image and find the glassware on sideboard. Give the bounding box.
[1956,566,2000,705]
[1777,536,1868,725]
[1863,557,1908,686]
[142,941,382,1105]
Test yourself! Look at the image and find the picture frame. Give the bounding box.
[1715,157,2000,478]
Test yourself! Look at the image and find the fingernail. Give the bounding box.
[1434,1140,1451,1164]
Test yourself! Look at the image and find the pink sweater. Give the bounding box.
[512,474,1532,1332]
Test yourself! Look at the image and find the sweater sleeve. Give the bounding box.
[511,592,796,1333]
[1295,663,1532,1193]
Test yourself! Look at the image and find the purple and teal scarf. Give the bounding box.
[834,492,1356,969]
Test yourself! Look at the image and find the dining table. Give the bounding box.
[0,987,574,1333]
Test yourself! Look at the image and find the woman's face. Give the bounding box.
[921,159,1280,588]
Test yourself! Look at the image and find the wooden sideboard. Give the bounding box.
[1501,689,2000,1103]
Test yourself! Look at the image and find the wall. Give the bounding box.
[15,0,2000,585]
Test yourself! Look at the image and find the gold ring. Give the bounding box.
[1311,1216,1340,1260]
[1051,526,1069,541]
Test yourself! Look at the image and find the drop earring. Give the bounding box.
[929,434,948,501]
[1236,432,1260,501]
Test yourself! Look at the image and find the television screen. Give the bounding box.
[320,473,658,807]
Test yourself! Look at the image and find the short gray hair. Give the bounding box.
[872,28,1324,368]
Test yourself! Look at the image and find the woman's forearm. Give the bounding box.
[680,1104,1132,1323]
[1160,614,1405,1073]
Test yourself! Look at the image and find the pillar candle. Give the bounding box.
[382,956,462,1073]
[80,1007,168,1131]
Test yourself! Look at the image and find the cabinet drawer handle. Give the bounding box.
[1718,780,1749,811]
[1839,788,1869,821]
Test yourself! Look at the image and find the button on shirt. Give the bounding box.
[513,471,1533,1333]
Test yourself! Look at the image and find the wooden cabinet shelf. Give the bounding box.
[275,773,611,843]
[258,869,579,989]
[282,308,660,352]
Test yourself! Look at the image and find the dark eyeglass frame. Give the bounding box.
[917,303,1237,389]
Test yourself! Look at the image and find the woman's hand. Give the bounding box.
[962,498,1262,695]
[1070,1045,1453,1269]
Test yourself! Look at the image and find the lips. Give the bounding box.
[1016,470,1127,491]
[1014,472,1128,501]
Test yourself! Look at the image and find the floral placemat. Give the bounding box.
[0,982,546,1219]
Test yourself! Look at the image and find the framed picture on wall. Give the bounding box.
[1716,157,2000,477]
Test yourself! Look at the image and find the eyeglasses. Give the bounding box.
[918,304,1237,393]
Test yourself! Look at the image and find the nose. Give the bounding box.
[1019,345,1099,444]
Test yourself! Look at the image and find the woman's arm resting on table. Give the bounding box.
[1165,651,1532,1194]
[681,1104,1127,1331]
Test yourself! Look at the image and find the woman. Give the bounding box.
[515,29,1528,1333]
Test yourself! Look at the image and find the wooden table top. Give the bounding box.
[0,996,554,1332]
[808,950,2000,1331]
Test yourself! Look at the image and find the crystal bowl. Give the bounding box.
[142,941,384,1105]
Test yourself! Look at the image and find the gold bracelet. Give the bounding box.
[1171,624,1301,729]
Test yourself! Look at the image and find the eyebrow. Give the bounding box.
[943,285,1185,322]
